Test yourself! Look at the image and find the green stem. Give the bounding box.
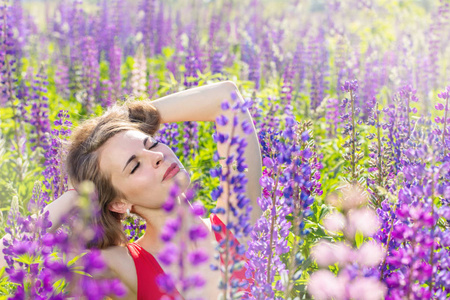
[4,50,24,181]
[350,90,356,182]
[379,212,396,281]
[376,104,383,187]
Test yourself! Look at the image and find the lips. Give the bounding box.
[162,162,180,181]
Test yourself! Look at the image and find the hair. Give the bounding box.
[66,100,161,249]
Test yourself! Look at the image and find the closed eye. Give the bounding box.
[148,140,159,150]
[130,138,159,174]
[131,162,140,174]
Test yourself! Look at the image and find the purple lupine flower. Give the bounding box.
[242,41,261,90]
[208,13,224,75]
[108,41,122,104]
[4,172,125,298]
[340,80,367,182]
[307,32,329,111]
[96,0,116,58]
[99,79,113,108]
[54,60,70,99]
[292,42,306,94]
[110,0,128,47]
[155,0,165,55]
[334,36,347,100]
[326,97,340,137]
[382,85,419,177]
[27,182,47,214]
[211,50,224,75]
[51,0,71,52]
[281,63,294,110]
[4,199,61,297]
[8,0,27,61]
[425,0,449,92]
[182,121,199,159]
[366,97,398,208]
[360,47,381,120]
[183,27,204,88]
[81,36,100,114]
[398,84,419,139]
[16,66,33,110]
[148,73,159,99]
[68,0,86,67]
[157,123,180,154]
[180,31,204,158]
[209,97,254,298]
[157,183,209,298]
[41,110,72,202]
[375,134,450,299]
[166,10,183,81]
[384,202,434,299]
[0,1,18,107]
[28,67,51,152]
[260,31,273,80]
[257,99,282,141]
[140,0,157,57]
[246,118,323,298]
[433,86,450,158]
[164,6,173,51]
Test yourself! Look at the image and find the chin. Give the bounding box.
[178,170,191,191]
[165,170,190,191]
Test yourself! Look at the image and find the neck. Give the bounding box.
[133,195,186,253]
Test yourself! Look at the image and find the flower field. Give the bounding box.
[0,0,449,299]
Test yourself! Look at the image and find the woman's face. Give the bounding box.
[98,130,190,211]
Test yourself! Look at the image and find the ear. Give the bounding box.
[108,200,130,214]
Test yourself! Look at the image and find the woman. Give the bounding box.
[34,81,261,299]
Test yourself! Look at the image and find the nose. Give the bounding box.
[146,149,164,168]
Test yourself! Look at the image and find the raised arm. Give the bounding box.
[151,81,263,227]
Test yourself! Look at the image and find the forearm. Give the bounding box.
[150,81,236,123]
[43,190,79,232]
[151,81,263,225]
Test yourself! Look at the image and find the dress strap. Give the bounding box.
[126,242,182,300]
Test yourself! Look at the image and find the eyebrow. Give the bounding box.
[122,137,149,172]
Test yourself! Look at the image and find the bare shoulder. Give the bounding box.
[101,245,131,263]
[100,245,137,298]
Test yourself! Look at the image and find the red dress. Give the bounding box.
[126,213,253,300]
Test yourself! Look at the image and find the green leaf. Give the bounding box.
[355,230,364,248]
[13,254,37,265]
[67,251,87,266]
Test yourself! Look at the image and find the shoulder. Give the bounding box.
[100,245,134,274]
[100,245,137,296]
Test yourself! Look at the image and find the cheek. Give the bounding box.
[120,172,158,201]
